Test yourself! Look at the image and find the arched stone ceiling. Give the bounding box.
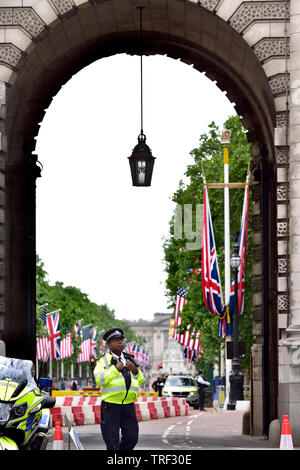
[1,1,277,167]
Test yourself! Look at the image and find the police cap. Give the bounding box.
[103,328,124,343]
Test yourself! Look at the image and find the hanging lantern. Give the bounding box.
[128,6,156,187]
[128,133,155,186]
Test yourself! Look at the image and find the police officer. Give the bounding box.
[196,370,210,411]
[151,373,165,397]
[93,328,144,450]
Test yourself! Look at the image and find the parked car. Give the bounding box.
[162,375,199,409]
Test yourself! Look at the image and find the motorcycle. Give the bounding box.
[0,355,55,450]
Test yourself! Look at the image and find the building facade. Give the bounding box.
[125,313,173,372]
[126,312,196,375]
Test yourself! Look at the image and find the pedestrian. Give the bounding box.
[93,328,144,450]
[144,375,150,392]
[152,373,165,397]
[196,370,210,411]
[71,378,78,391]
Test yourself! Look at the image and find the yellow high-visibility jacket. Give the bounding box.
[94,352,144,404]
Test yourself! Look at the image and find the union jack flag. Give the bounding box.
[135,345,141,365]
[46,310,61,360]
[201,183,226,317]
[140,347,147,366]
[218,176,250,337]
[172,288,187,342]
[91,327,98,359]
[125,342,134,355]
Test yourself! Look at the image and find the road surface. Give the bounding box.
[50,408,274,451]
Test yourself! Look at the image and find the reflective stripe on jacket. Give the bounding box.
[94,352,144,404]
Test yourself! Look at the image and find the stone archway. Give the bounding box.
[0,0,294,439]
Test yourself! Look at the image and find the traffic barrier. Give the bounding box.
[71,406,85,426]
[60,406,74,426]
[50,407,63,426]
[52,422,64,450]
[50,396,189,427]
[147,402,158,419]
[93,405,101,424]
[280,415,294,450]
[52,390,158,398]
[137,402,151,421]
[82,405,97,425]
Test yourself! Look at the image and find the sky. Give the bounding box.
[35,54,236,323]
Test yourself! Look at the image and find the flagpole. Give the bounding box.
[221,129,232,410]
[46,308,61,316]
[49,354,52,379]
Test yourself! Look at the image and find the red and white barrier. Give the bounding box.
[50,396,189,427]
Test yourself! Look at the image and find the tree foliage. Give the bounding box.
[163,115,254,373]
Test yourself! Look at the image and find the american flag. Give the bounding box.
[77,325,91,363]
[172,288,187,342]
[218,174,250,337]
[36,337,50,362]
[60,332,72,359]
[201,183,226,317]
[91,327,98,359]
[182,323,191,347]
[46,310,61,360]
[182,326,202,363]
[39,304,47,328]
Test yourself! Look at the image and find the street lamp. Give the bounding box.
[128,6,156,186]
[227,231,244,410]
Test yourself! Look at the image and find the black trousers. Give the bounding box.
[199,389,206,410]
[100,401,139,450]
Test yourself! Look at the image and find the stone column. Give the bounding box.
[0,82,6,344]
[279,0,300,446]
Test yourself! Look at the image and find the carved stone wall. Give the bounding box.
[0,0,295,440]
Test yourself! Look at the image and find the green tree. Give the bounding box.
[163,115,254,374]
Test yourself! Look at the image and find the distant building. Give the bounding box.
[125,312,195,375]
[125,313,171,371]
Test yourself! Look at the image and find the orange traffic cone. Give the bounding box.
[280,415,293,450]
[52,421,64,450]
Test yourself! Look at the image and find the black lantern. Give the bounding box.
[128,6,156,186]
[128,133,155,186]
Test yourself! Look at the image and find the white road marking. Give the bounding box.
[161,416,200,449]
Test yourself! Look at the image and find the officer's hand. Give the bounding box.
[115,360,124,371]
[126,360,138,375]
